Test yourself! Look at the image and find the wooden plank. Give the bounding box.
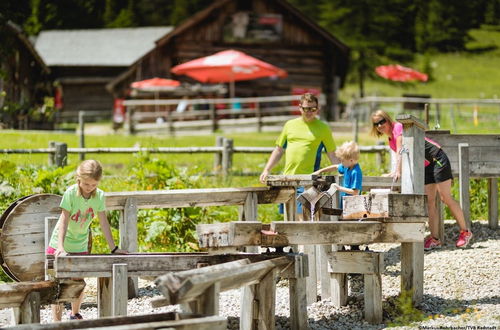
[55,254,222,278]
[120,197,138,298]
[240,285,256,330]
[488,178,498,229]
[330,273,347,307]
[255,268,277,330]
[401,242,424,304]
[112,264,128,316]
[98,277,112,318]
[304,245,317,305]
[328,251,384,274]
[10,313,226,330]
[342,194,427,219]
[104,187,293,210]
[197,221,426,248]
[157,257,291,304]
[459,143,472,229]
[19,291,40,324]
[288,277,308,330]
[364,274,383,324]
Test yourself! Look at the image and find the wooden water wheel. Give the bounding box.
[0,194,61,281]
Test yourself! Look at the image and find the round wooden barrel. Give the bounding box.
[0,194,61,281]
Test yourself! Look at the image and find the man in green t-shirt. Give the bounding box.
[259,93,338,216]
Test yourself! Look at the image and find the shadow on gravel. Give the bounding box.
[375,221,499,276]
[417,294,500,315]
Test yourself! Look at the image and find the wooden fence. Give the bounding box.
[122,94,326,135]
[0,139,390,175]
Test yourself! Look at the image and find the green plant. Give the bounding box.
[387,290,426,326]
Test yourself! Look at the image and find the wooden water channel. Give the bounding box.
[0,115,464,329]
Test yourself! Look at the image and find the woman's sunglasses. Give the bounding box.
[300,106,318,113]
[373,118,387,127]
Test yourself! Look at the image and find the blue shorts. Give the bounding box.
[279,186,304,214]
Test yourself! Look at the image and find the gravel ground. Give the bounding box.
[1,219,499,329]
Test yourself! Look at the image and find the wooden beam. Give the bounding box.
[112,264,128,316]
[328,251,384,274]
[364,273,383,324]
[488,178,498,229]
[104,187,294,210]
[155,257,291,305]
[10,312,226,330]
[197,221,426,248]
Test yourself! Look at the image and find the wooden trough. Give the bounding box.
[9,312,227,330]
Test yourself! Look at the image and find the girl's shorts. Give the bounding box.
[46,246,89,255]
[424,149,453,185]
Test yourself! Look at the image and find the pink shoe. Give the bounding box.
[456,230,473,248]
[424,236,442,250]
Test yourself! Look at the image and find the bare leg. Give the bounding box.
[425,183,439,238]
[436,179,468,231]
[51,304,63,321]
[71,290,85,316]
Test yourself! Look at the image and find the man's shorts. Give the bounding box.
[279,186,304,215]
[425,149,453,185]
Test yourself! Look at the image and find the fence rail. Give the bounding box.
[0,139,389,175]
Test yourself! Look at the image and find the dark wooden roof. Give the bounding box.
[4,21,50,74]
[107,0,350,93]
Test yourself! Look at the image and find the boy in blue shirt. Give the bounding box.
[313,140,363,208]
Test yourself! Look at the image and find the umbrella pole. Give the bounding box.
[155,91,159,113]
[229,80,235,99]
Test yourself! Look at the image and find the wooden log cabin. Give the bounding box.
[107,0,350,121]
[0,21,52,129]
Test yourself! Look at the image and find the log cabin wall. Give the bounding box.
[110,0,349,121]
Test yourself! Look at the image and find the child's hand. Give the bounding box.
[54,248,67,257]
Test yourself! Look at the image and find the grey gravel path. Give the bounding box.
[1,220,498,329]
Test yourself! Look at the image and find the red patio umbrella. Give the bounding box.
[171,49,287,98]
[131,77,181,91]
[375,64,428,82]
[131,77,181,112]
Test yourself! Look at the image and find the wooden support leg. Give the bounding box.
[199,282,220,315]
[488,178,498,229]
[119,197,138,298]
[401,242,424,305]
[330,273,348,307]
[318,245,332,300]
[255,269,277,330]
[240,285,256,330]
[286,254,308,330]
[364,273,383,324]
[19,292,41,324]
[304,245,317,305]
[98,277,112,317]
[112,264,128,316]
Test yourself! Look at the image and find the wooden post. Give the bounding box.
[221,138,233,176]
[330,176,348,307]
[488,178,498,229]
[126,106,135,135]
[239,192,259,253]
[48,141,56,166]
[214,136,224,174]
[210,103,217,133]
[119,197,138,298]
[45,216,58,280]
[198,282,220,315]
[458,143,472,229]
[286,254,308,330]
[167,108,174,136]
[376,141,385,170]
[54,142,67,168]
[364,273,383,324]
[396,114,425,305]
[78,111,85,161]
[255,268,277,330]
[240,285,256,330]
[256,101,262,132]
[304,244,317,305]
[112,264,128,316]
[98,277,112,317]
[19,292,41,324]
